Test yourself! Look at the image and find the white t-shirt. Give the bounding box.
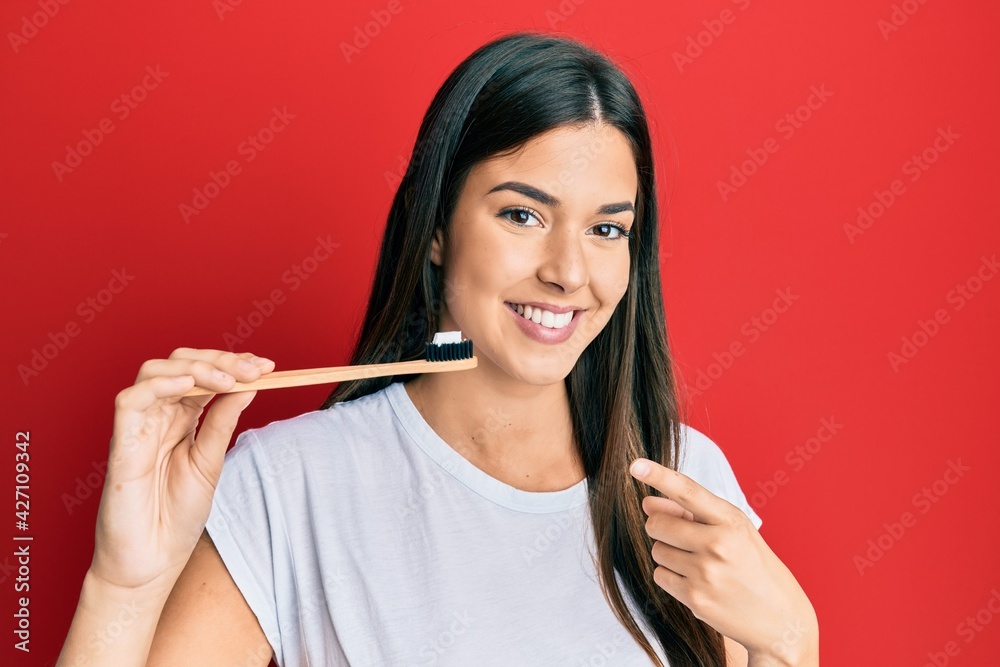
[205,381,762,666]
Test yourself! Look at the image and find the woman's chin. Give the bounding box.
[502,361,575,387]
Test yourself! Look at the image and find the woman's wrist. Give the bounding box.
[748,642,819,667]
[746,612,819,667]
[56,568,181,667]
[82,565,183,600]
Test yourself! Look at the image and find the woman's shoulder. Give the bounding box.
[256,385,391,438]
[675,423,727,470]
[675,422,748,483]
[226,384,398,471]
[675,422,763,529]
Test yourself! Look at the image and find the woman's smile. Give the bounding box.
[503,300,583,344]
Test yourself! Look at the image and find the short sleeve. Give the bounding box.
[205,429,285,662]
[676,425,763,530]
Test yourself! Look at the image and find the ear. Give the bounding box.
[430,227,444,267]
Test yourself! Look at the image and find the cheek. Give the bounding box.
[596,254,631,307]
[462,241,525,295]
[441,239,515,312]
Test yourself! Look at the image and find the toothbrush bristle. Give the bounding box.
[425,338,474,362]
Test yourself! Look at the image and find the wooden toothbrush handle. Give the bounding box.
[180,356,478,397]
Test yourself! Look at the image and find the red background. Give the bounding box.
[3,1,999,665]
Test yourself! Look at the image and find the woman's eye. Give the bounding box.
[596,223,622,239]
[592,223,629,240]
[500,207,541,227]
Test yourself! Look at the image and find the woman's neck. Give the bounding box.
[403,371,585,492]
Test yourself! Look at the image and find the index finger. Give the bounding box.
[629,458,729,525]
[162,348,274,408]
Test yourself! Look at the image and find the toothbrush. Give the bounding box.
[180,331,476,397]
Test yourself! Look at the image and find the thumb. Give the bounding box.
[192,390,257,486]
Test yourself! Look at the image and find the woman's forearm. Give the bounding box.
[56,568,179,667]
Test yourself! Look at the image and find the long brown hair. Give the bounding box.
[321,31,725,666]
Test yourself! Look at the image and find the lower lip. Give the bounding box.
[504,302,581,344]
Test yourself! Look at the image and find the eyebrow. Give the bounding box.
[486,181,635,216]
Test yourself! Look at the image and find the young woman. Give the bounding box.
[58,32,818,667]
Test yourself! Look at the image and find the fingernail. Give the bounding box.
[251,356,273,366]
[238,360,258,372]
[631,459,650,478]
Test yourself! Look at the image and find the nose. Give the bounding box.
[536,225,589,294]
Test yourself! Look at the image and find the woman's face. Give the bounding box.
[430,122,638,385]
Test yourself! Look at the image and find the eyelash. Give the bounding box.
[497,206,632,241]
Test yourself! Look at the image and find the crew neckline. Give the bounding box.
[385,380,589,514]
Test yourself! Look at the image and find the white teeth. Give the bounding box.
[508,302,574,330]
